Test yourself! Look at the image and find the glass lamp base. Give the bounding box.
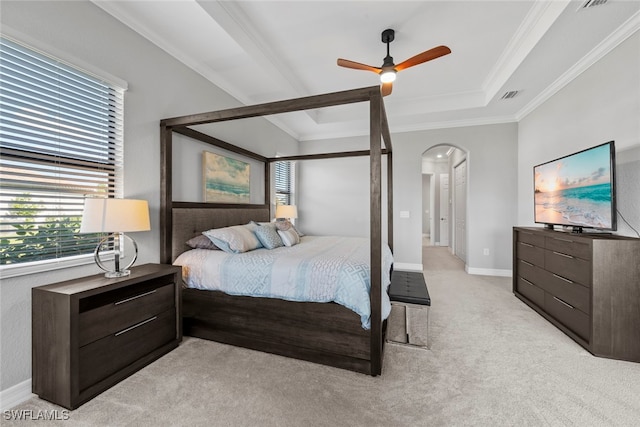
[93,233,139,279]
[104,269,131,278]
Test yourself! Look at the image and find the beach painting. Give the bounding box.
[203,151,250,203]
[534,144,613,229]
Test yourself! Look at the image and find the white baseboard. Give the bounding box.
[0,379,34,411]
[466,266,512,277]
[393,263,423,272]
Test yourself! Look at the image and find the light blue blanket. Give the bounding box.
[175,236,393,329]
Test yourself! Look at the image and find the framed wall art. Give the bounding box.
[202,151,250,203]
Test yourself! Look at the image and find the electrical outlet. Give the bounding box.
[483,248,490,256]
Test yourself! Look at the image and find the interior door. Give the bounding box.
[454,160,467,261]
[439,173,449,246]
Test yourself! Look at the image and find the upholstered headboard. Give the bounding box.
[171,206,270,262]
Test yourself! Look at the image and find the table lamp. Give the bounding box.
[275,205,297,221]
[80,198,150,278]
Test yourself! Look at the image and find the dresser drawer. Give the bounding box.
[544,250,591,286]
[517,241,545,266]
[79,283,175,346]
[517,230,545,248]
[517,259,544,286]
[545,235,591,260]
[516,277,544,307]
[545,293,590,341]
[78,308,176,391]
[538,269,590,314]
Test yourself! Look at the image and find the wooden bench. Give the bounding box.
[387,270,431,348]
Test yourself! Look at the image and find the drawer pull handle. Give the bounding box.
[521,260,534,267]
[553,296,575,310]
[552,273,573,284]
[520,242,533,247]
[553,251,574,259]
[521,278,535,286]
[115,289,157,305]
[115,316,157,336]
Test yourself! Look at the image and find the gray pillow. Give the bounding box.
[186,234,220,250]
[203,224,262,254]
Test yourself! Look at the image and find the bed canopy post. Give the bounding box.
[370,92,383,376]
[160,124,173,265]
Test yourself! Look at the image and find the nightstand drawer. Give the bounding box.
[79,308,176,391]
[79,283,175,346]
[544,249,591,286]
[545,293,590,341]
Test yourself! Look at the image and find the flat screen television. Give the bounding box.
[534,141,616,232]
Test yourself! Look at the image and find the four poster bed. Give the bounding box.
[160,86,394,375]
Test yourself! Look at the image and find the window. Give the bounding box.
[274,160,292,205]
[0,37,125,271]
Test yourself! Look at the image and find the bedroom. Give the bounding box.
[1,0,640,424]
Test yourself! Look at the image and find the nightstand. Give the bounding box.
[32,263,182,409]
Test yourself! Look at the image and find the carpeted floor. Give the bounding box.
[7,247,640,426]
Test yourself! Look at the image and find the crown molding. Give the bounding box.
[517,8,640,120]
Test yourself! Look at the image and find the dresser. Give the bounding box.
[32,263,182,409]
[513,227,640,362]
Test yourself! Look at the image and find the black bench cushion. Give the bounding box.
[388,271,431,306]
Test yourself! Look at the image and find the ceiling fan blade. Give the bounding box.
[337,58,381,74]
[381,82,392,97]
[395,45,451,72]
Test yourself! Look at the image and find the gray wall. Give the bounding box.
[0,0,297,393]
[298,124,519,272]
[518,32,640,237]
[392,125,518,272]
[296,137,388,239]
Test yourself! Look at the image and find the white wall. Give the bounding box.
[0,0,297,395]
[518,32,640,237]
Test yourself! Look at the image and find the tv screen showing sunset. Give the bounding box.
[534,143,613,229]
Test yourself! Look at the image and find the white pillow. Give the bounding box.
[277,228,300,247]
[203,224,261,253]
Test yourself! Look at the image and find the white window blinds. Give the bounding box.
[275,160,292,205]
[0,37,124,266]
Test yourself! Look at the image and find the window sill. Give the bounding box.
[0,254,97,279]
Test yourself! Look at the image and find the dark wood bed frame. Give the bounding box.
[160,86,393,375]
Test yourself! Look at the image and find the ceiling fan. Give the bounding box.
[337,29,451,96]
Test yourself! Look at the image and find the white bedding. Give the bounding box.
[174,235,394,329]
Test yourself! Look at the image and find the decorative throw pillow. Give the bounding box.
[275,219,292,231]
[254,223,283,249]
[203,224,262,253]
[275,219,304,237]
[277,228,300,247]
[186,234,220,250]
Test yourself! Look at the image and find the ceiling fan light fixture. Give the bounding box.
[380,69,396,83]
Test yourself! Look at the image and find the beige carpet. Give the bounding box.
[7,247,640,426]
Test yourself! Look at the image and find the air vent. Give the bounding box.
[501,90,519,100]
[579,0,608,10]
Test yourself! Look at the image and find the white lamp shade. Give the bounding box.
[80,198,151,233]
[275,205,297,219]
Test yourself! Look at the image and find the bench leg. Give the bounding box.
[387,302,430,349]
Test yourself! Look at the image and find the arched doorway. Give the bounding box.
[422,144,468,264]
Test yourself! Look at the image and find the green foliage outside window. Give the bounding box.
[0,195,98,265]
